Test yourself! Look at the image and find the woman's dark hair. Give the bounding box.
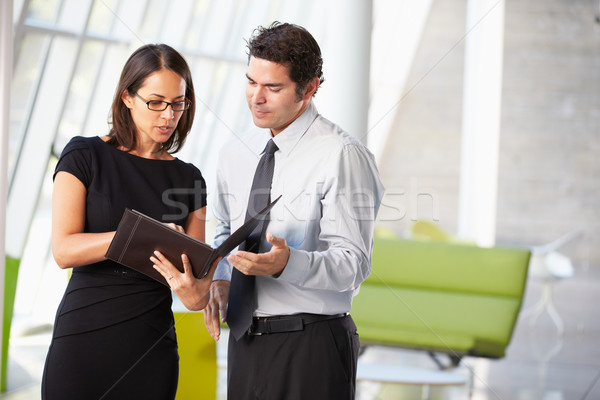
[247,22,324,99]
[107,44,195,153]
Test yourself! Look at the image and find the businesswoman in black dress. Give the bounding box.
[42,44,217,400]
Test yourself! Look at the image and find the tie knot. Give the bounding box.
[264,139,278,156]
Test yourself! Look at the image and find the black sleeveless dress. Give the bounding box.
[41,136,207,400]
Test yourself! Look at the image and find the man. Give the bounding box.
[205,22,384,399]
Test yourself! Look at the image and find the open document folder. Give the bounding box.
[106,196,281,286]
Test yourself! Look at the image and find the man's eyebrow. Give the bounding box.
[245,73,283,87]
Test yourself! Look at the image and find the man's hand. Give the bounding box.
[204,280,230,341]
[227,232,290,276]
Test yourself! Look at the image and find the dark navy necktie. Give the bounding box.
[228,139,278,340]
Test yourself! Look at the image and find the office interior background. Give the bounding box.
[0,0,598,399]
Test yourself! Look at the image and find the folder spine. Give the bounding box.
[118,213,141,263]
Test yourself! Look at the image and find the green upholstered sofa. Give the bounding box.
[352,238,531,366]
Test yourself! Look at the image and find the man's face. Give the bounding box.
[245,56,312,136]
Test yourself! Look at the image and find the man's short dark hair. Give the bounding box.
[247,22,325,99]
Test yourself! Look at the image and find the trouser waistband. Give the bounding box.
[247,313,348,336]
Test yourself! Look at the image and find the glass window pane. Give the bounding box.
[88,0,119,35]
[184,0,211,49]
[160,0,194,46]
[13,0,26,24]
[198,1,237,56]
[80,44,130,140]
[221,1,258,57]
[135,0,167,41]
[10,33,49,180]
[57,41,106,142]
[26,35,78,153]
[180,60,248,176]
[26,0,60,24]
[56,0,92,33]
[111,0,148,41]
[13,161,66,323]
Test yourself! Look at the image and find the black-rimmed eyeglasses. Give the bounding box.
[135,93,192,111]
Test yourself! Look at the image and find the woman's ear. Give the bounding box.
[121,90,134,109]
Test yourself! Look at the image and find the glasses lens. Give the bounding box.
[171,101,188,111]
[147,100,167,111]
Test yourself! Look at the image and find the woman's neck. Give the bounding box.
[127,146,171,160]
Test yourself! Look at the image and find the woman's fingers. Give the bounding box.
[151,251,178,282]
[163,222,185,233]
[181,253,192,275]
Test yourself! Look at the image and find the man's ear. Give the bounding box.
[121,90,134,109]
[302,77,320,101]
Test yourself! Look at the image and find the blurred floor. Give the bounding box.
[1,263,598,400]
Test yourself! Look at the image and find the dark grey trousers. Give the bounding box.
[227,314,359,400]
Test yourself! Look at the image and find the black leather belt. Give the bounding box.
[247,313,348,336]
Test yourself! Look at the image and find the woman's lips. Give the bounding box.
[157,125,173,132]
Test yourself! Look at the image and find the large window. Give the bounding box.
[9,0,334,327]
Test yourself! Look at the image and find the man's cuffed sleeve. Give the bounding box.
[213,258,233,281]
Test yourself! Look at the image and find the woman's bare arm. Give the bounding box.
[51,171,115,269]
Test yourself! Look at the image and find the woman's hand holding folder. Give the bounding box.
[151,251,221,311]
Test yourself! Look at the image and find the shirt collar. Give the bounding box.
[271,102,319,157]
[248,102,319,157]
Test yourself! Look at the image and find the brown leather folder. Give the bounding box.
[105,196,281,286]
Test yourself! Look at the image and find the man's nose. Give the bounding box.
[251,86,266,104]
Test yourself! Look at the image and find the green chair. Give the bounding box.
[409,220,451,242]
[353,238,530,367]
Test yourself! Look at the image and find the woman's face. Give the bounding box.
[122,69,187,148]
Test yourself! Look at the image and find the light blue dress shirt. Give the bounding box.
[213,102,385,316]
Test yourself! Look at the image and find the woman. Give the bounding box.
[42,44,215,399]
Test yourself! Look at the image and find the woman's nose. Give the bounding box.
[160,105,175,119]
